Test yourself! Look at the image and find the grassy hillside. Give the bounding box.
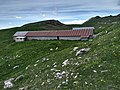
[0,15,120,90]
[81,14,120,34]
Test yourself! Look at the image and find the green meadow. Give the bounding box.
[0,15,120,90]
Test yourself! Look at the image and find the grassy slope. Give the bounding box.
[0,16,120,90]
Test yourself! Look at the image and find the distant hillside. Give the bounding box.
[0,15,120,90]
[81,14,120,33]
[21,20,70,31]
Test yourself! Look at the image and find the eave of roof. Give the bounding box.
[13,31,28,36]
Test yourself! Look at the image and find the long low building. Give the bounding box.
[13,27,94,42]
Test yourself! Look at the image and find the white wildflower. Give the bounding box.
[98,64,102,67]
[47,79,50,83]
[56,47,58,50]
[77,57,82,59]
[57,84,61,88]
[47,65,50,67]
[35,74,38,77]
[25,65,30,70]
[36,60,40,63]
[50,48,53,51]
[51,68,55,71]
[62,71,66,74]
[55,72,62,79]
[62,81,66,84]
[75,62,79,66]
[71,73,74,76]
[85,81,88,84]
[73,81,78,84]
[54,65,57,68]
[101,70,108,73]
[34,64,37,67]
[93,70,97,73]
[53,62,56,65]
[46,58,49,61]
[62,59,69,67]
[73,75,77,79]
[41,82,45,86]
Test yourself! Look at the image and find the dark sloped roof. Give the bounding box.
[26,29,93,37]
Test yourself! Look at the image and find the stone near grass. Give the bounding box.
[73,47,78,51]
[19,86,30,90]
[76,48,90,56]
[19,87,24,90]
[4,78,14,89]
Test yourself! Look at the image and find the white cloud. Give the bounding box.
[42,14,46,17]
[15,16,22,19]
[0,0,119,29]
[62,20,87,24]
[9,22,12,25]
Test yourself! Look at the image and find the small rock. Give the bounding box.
[19,87,24,90]
[76,48,90,56]
[4,78,14,89]
[13,65,19,69]
[73,47,78,51]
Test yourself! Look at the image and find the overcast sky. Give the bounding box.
[0,0,120,29]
